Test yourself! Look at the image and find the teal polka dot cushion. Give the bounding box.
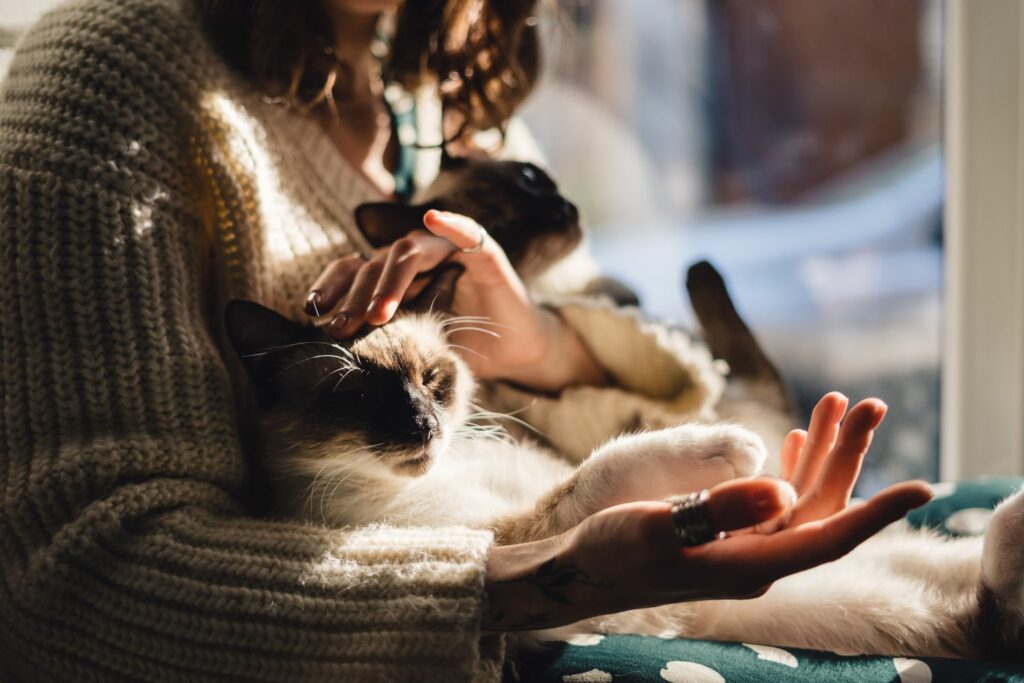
[514,478,1024,683]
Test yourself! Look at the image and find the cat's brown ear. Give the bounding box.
[408,264,465,314]
[355,202,430,248]
[225,300,317,374]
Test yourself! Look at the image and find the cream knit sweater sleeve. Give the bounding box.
[0,2,496,681]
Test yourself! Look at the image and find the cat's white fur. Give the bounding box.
[267,314,1024,660]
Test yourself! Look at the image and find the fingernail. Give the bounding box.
[366,297,380,317]
[329,312,349,331]
[753,489,781,514]
[305,291,322,316]
[870,403,888,428]
[754,482,796,515]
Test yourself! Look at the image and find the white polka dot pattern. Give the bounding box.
[894,657,933,683]
[743,643,799,668]
[660,661,726,683]
[563,669,614,683]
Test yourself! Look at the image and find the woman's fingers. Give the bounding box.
[753,480,932,582]
[780,430,806,482]
[423,210,520,287]
[306,256,364,316]
[688,480,931,595]
[809,399,887,509]
[703,478,798,534]
[308,231,460,336]
[789,392,848,493]
[327,259,385,337]
[367,234,455,325]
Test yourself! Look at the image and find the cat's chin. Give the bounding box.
[391,450,434,477]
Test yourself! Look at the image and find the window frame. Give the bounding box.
[942,0,1024,479]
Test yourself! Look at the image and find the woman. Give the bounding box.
[0,0,930,680]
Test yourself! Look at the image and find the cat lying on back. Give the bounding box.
[226,158,1024,660]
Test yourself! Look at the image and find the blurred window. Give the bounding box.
[524,0,945,492]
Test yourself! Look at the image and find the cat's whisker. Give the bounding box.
[440,317,513,332]
[441,315,498,327]
[314,448,389,520]
[306,446,383,522]
[443,326,502,339]
[243,340,355,359]
[315,364,362,390]
[447,343,488,360]
[455,424,513,445]
[465,402,547,438]
[281,353,359,374]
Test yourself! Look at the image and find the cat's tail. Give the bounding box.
[976,487,1024,659]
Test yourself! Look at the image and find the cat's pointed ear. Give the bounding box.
[355,202,430,248]
[408,263,465,315]
[225,300,313,372]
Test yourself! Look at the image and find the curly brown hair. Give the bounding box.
[199,0,540,143]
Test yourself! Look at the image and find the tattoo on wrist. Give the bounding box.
[486,557,612,631]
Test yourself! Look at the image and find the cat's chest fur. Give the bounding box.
[276,431,575,530]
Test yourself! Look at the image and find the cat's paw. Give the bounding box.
[683,423,768,478]
[583,423,768,506]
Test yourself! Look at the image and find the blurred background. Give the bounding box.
[0,0,947,493]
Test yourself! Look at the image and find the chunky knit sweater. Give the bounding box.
[0,0,725,680]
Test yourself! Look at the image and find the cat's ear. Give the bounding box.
[407,263,465,314]
[225,299,315,380]
[355,202,430,248]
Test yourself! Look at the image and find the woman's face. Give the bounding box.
[327,0,404,15]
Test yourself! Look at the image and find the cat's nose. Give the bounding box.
[408,412,439,444]
[558,199,579,223]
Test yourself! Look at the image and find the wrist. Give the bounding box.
[483,532,587,633]
[497,307,610,392]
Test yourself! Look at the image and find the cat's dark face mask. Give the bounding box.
[225,267,473,477]
[355,156,583,282]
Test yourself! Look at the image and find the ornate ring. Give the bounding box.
[667,490,719,547]
[459,225,486,254]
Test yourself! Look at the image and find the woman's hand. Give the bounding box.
[483,393,933,631]
[305,210,607,391]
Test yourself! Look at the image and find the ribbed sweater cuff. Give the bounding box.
[5,484,495,682]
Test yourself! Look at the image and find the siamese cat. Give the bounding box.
[355,153,640,306]
[226,158,1024,660]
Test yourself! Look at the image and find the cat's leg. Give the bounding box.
[578,423,768,509]
[976,488,1024,658]
[492,423,767,544]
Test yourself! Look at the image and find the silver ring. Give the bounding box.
[667,490,719,547]
[458,225,486,254]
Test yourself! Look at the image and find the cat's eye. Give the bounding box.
[520,165,538,185]
[422,367,438,385]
